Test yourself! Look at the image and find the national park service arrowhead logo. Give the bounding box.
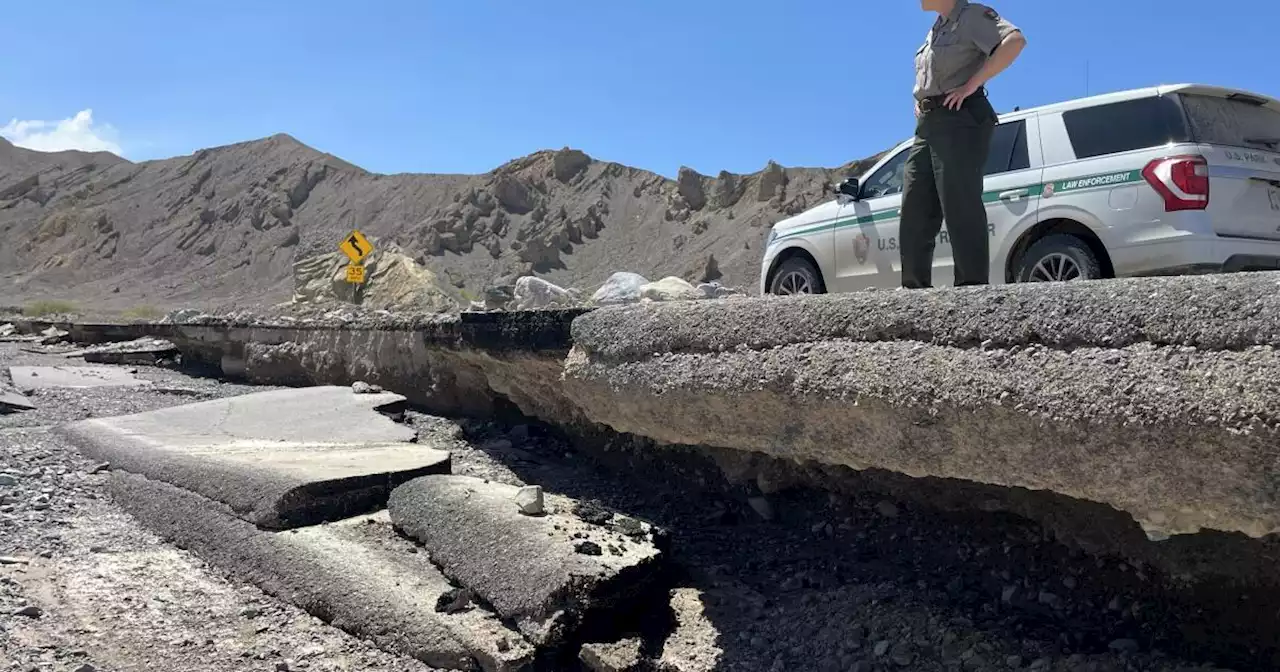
[853,232,871,264]
[1042,182,1055,199]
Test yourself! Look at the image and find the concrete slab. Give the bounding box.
[9,365,151,393]
[56,386,449,529]
[108,471,535,671]
[389,475,667,647]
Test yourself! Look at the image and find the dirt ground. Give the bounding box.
[0,341,1251,672]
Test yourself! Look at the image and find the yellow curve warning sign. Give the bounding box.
[340,229,373,263]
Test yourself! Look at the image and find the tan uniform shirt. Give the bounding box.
[913,0,1020,101]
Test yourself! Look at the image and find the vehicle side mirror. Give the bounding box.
[837,178,860,200]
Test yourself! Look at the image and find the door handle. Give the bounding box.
[998,189,1029,201]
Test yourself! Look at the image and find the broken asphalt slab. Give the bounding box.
[388,475,667,647]
[8,365,151,393]
[108,471,534,671]
[55,386,449,529]
[0,388,35,412]
[563,274,1280,541]
[62,337,178,365]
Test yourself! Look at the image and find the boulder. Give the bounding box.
[640,277,702,302]
[590,272,649,307]
[514,276,575,311]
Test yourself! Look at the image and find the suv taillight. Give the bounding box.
[1141,155,1209,212]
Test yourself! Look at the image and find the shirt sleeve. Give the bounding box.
[963,4,1020,55]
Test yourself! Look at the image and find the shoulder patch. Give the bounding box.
[984,7,999,19]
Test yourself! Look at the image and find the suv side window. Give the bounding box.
[984,120,1030,176]
[1062,96,1191,159]
[860,149,910,199]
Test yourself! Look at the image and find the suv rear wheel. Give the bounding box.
[769,256,825,295]
[1015,234,1103,283]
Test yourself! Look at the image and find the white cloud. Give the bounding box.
[0,109,123,156]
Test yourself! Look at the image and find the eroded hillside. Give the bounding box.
[0,134,879,311]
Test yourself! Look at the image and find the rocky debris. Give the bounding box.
[657,588,723,672]
[388,475,666,646]
[64,337,178,365]
[514,485,544,516]
[159,308,205,324]
[514,276,576,311]
[291,244,460,313]
[590,272,649,306]
[579,638,643,672]
[0,322,14,336]
[640,276,703,302]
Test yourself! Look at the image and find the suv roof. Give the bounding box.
[1003,83,1280,118]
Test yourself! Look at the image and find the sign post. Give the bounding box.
[340,229,373,305]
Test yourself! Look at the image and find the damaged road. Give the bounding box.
[0,336,1261,671]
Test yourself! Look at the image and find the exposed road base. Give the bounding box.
[108,471,535,672]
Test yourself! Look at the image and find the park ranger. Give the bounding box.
[899,0,1026,288]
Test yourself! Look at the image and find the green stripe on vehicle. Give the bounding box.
[776,168,1145,242]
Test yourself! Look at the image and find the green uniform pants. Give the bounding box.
[898,94,997,289]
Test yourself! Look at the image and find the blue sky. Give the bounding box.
[0,1,1275,177]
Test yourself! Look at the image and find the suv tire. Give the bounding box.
[769,256,826,295]
[1015,234,1103,283]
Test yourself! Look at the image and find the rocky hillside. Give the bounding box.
[0,134,880,312]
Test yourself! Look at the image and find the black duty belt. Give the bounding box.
[919,86,986,112]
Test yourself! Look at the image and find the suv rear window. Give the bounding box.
[1062,96,1191,159]
[1179,93,1280,151]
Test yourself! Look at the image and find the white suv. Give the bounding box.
[760,84,1280,295]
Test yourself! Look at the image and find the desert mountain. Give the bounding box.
[0,133,881,312]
